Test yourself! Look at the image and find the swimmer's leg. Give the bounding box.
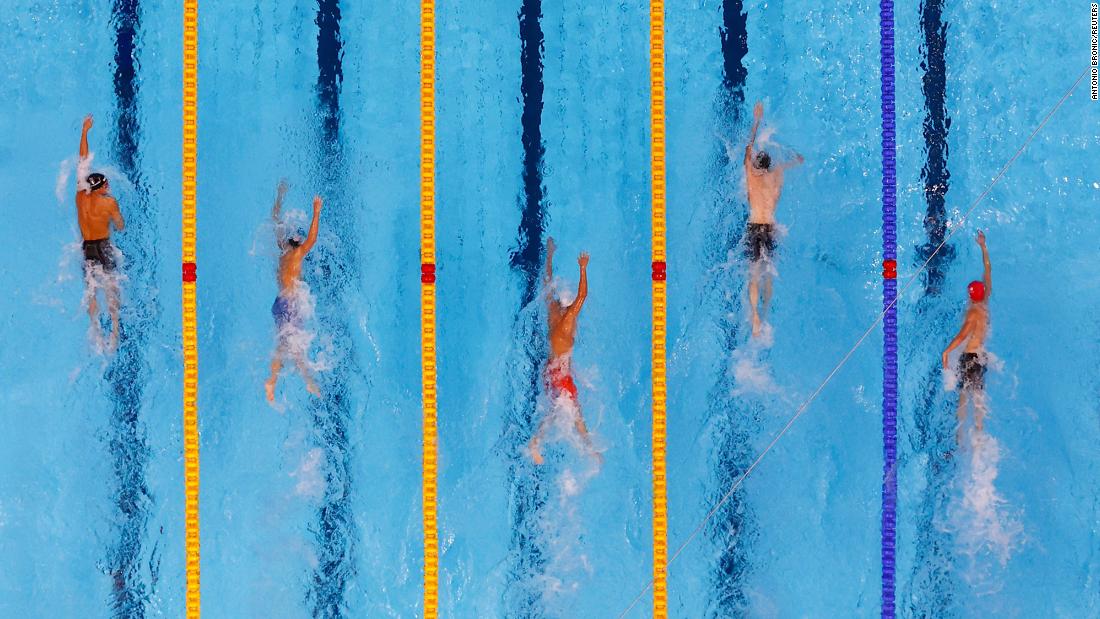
[973,390,987,435]
[762,270,774,320]
[106,279,121,351]
[293,354,321,397]
[85,279,102,339]
[748,263,762,337]
[528,416,552,465]
[265,349,284,402]
[572,407,602,465]
[955,390,970,446]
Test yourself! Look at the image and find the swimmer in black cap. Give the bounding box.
[740,101,803,338]
[265,180,323,402]
[76,115,125,349]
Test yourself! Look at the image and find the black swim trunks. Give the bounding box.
[744,223,777,263]
[958,352,985,391]
[83,238,116,272]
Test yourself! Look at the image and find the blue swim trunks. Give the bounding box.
[272,295,301,329]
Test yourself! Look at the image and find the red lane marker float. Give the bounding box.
[882,259,896,280]
[182,262,197,283]
[421,262,436,284]
[651,260,666,282]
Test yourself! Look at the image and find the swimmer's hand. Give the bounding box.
[942,353,949,369]
[82,114,94,132]
[753,102,763,120]
[795,153,804,165]
[547,236,556,255]
[976,230,986,248]
[313,196,323,213]
[578,252,589,268]
[277,179,289,198]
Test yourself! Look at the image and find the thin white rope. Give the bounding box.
[618,66,1089,618]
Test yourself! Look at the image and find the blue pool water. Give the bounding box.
[2,1,1098,618]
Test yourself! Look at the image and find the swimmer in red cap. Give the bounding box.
[76,115,126,350]
[942,231,992,445]
[529,237,598,465]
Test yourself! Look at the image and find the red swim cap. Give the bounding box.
[968,280,985,302]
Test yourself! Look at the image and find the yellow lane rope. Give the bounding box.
[650,0,668,617]
[420,0,439,615]
[181,0,200,616]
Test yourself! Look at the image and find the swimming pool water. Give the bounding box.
[1,1,1098,618]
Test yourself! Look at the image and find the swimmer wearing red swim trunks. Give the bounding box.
[529,237,599,465]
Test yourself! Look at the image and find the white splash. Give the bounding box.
[290,448,326,500]
[942,431,1024,591]
[81,248,128,355]
[731,347,779,396]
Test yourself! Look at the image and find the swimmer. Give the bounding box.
[529,237,599,465]
[264,184,322,402]
[739,101,803,338]
[942,231,992,446]
[76,114,125,350]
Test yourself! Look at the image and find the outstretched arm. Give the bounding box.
[301,196,322,253]
[977,230,991,298]
[544,236,556,289]
[79,115,93,159]
[568,252,589,316]
[271,179,289,222]
[942,317,972,368]
[744,102,763,164]
[782,153,805,170]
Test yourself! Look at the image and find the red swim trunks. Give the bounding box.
[545,361,578,400]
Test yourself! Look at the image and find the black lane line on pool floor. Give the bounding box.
[105,1,161,616]
[305,1,360,616]
[503,0,552,613]
[701,2,756,616]
[907,0,960,613]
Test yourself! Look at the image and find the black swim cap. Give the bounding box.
[754,152,772,171]
[287,237,303,248]
[86,173,108,191]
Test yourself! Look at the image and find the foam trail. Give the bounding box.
[942,429,1024,592]
[730,347,778,396]
[534,395,601,613]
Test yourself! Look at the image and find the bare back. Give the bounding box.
[548,302,579,359]
[76,192,120,240]
[962,303,989,353]
[277,248,306,293]
[745,167,785,224]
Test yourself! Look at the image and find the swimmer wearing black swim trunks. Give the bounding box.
[744,222,777,264]
[75,114,125,349]
[83,238,116,272]
[734,102,803,338]
[943,231,993,445]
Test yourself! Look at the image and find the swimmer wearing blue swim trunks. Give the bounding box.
[265,182,323,402]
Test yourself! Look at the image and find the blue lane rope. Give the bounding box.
[880,0,898,617]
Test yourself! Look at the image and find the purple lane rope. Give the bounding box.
[880,0,898,617]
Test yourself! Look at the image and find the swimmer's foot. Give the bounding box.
[751,314,762,338]
[590,449,604,468]
[264,379,276,403]
[107,327,119,353]
[529,441,544,465]
[307,381,321,398]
